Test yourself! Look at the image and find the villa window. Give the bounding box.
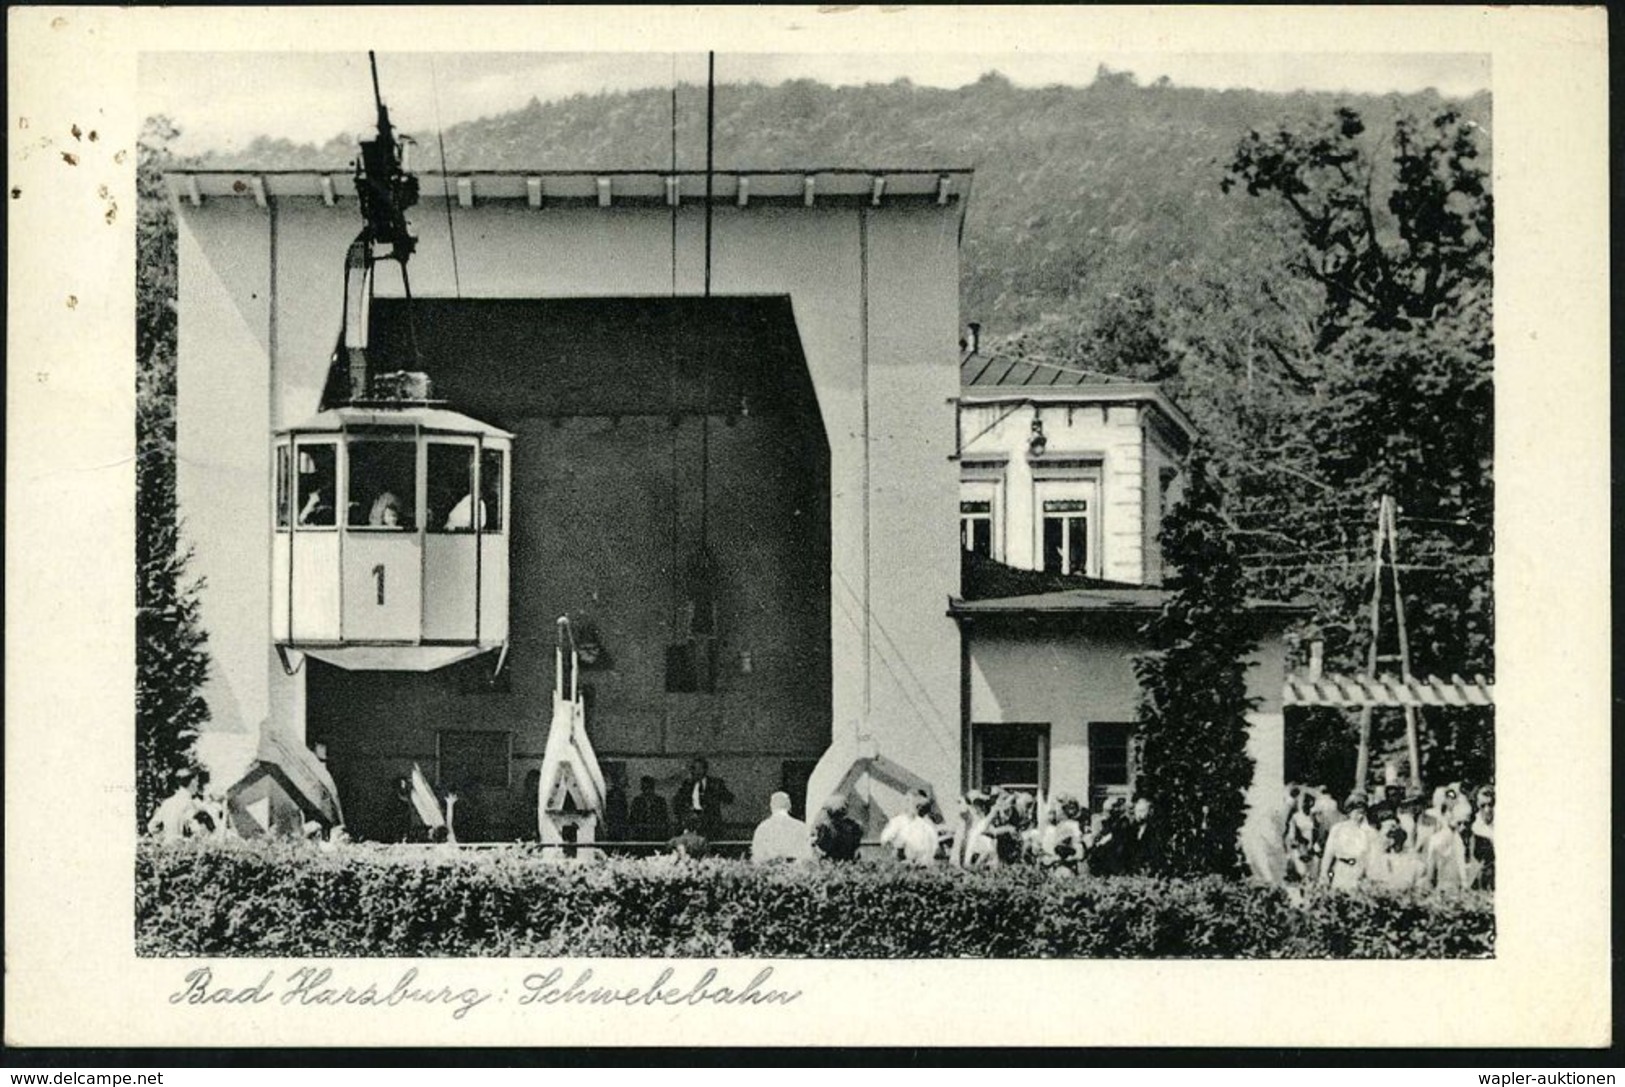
[973,723,1049,795]
[960,465,1004,561]
[1041,498,1090,575]
[1032,469,1100,577]
[1089,722,1136,811]
[960,499,993,557]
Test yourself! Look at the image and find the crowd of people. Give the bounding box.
[1279,780,1494,893]
[737,784,1166,877]
[735,777,1494,896]
[148,758,1493,898]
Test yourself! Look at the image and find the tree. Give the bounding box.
[1222,106,1494,792]
[1134,452,1258,877]
[136,116,207,826]
[1222,106,1491,348]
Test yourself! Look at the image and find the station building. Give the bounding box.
[168,162,1298,843]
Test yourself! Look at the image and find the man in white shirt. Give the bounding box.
[146,773,202,841]
[751,791,812,864]
[880,789,939,866]
[444,493,488,531]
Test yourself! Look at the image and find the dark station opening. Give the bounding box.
[307,297,832,842]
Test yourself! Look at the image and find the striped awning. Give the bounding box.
[1283,673,1494,707]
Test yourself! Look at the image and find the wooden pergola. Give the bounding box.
[1282,671,1494,793]
[1282,673,1495,708]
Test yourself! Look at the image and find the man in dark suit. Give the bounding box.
[628,774,671,843]
[674,757,734,840]
[1123,795,1162,875]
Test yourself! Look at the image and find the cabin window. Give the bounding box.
[274,444,290,529]
[480,448,505,533]
[347,438,417,530]
[972,723,1049,795]
[295,442,337,528]
[428,443,501,533]
[427,443,474,532]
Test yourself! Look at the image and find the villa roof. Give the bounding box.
[953,555,1310,622]
[949,588,1310,620]
[957,359,1197,441]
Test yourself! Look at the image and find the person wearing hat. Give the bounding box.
[1365,798,1395,856]
[146,770,202,842]
[982,788,1030,867]
[1123,795,1162,875]
[1369,824,1425,891]
[1283,788,1318,882]
[1469,785,1495,890]
[751,791,813,864]
[1039,795,1087,878]
[665,810,711,861]
[1424,802,1473,891]
[1396,791,1427,854]
[951,789,996,867]
[1091,796,1131,877]
[879,788,940,866]
[811,792,864,862]
[1308,786,1341,881]
[1320,792,1371,891]
[674,757,734,842]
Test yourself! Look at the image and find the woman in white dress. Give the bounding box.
[1320,794,1371,892]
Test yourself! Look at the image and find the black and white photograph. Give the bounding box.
[5,4,1609,1051]
[130,40,1500,960]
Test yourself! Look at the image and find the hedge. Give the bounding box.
[136,839,1494,959]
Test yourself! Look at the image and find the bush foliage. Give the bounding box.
[137,840,1493,959]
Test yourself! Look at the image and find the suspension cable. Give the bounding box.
[430,56,463,299]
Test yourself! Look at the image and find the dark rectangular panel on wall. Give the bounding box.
[370,297,818,429]
[438,730,511,791]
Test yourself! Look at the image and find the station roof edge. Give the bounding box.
[163,167,975,208]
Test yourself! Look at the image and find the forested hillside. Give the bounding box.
[202,68,1488,339]
[153,66,1494,786]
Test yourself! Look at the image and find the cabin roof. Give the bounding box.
[278,404,514,439]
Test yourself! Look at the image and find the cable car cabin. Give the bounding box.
[271,405,512,672]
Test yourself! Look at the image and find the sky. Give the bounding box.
[140,51,1491,156]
